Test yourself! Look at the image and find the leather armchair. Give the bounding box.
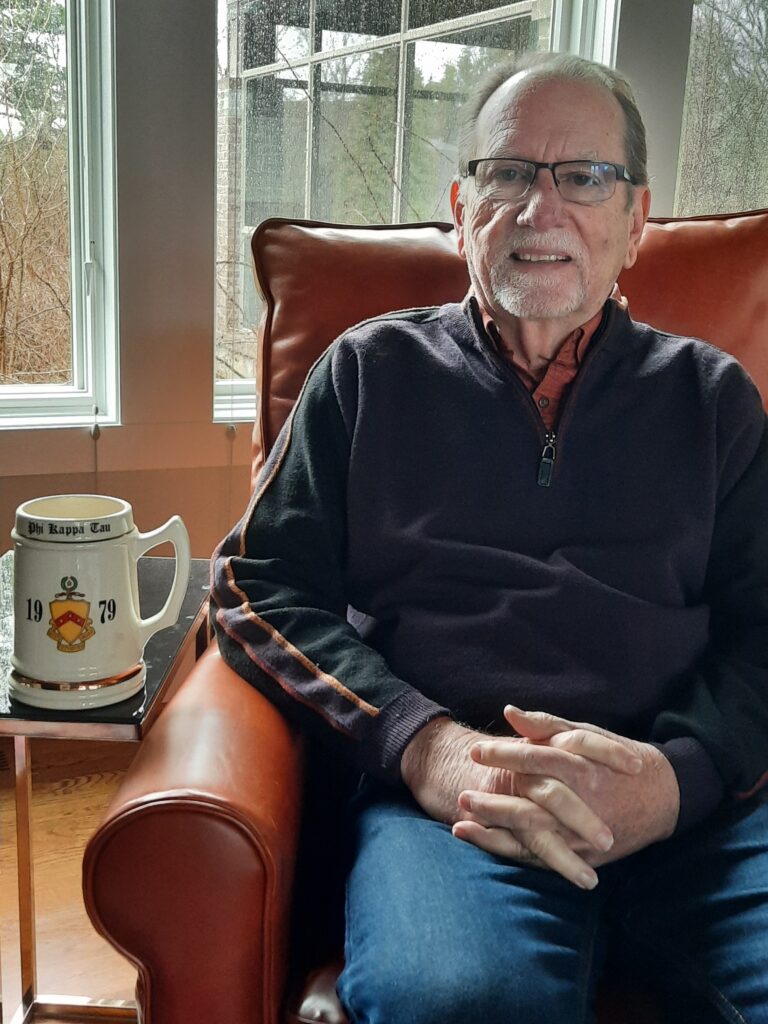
[83,210,768,1024]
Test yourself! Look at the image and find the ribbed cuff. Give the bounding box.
[359,690,452,783]
[655,736,725,834]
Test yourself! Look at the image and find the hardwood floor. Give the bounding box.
[0,737,139,1017]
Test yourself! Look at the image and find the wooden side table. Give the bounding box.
[0,552,210,1024]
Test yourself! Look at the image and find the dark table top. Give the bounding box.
[0,552,210,739]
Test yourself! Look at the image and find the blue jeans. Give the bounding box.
[337,780,768,1024]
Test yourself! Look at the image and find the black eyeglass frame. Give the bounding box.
[464,157,638,201]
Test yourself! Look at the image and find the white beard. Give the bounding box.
[482,230,588,320]
[489,259,588,319]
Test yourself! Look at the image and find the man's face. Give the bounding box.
[451,74,650,329]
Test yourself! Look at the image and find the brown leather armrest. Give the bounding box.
[83,644,303,1024]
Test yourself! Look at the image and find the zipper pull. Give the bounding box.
[538,432,557,487]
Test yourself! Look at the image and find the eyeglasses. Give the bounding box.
[464,158,637,204]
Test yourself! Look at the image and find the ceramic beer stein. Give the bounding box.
[10,494,191,709]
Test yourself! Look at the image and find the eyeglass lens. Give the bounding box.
[474,160,619,203]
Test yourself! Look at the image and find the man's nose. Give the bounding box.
[515,169,565,229]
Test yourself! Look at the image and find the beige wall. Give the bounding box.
[615,0,695,217]
[1,462,252,561]
[1,0,253,559]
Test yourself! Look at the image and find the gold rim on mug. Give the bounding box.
[10,664,144,692]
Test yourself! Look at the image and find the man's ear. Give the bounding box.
[623,187,651,270]
[450,179,467,260]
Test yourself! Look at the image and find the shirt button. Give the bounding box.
[538,396,550,408]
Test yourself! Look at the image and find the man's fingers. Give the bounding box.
[452,820,543,866]
[470,738,584,776]
[458,791,561,833]
[461,785,614,855]
[452,819,599,890]
[548,729,642,775]
[502,706,643,775]
[523,828,599,889]
[504,704,571,740]
[471,734,640,780]
[504,704,609,739]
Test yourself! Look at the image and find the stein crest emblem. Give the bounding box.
[47,576,96,653]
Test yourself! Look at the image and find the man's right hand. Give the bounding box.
[400,716,641,890]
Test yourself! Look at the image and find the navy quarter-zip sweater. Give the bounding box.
[212,300,768,833]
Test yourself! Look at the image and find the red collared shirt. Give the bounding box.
[474,287,626,431]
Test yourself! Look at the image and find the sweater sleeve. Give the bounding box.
[651,373,768,832]
[210,344,450,782]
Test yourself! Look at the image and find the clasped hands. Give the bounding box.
[401,707,680,890]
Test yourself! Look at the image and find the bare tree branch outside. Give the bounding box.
[676,0,768,215]
[214,0,545,383]
[216,0,768,387]
[0,0,71,386]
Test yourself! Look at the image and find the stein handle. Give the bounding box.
[133,516,192,647]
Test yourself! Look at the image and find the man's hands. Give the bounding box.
[400,711,668,890]
[454,712,684,880]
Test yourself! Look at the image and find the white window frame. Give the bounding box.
[213,0,623,424]
[550,0,621,63]
[0,0,119,430]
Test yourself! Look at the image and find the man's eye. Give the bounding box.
[562,171,602,189]
[491,165,525,183]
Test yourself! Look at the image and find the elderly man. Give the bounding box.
[212,52,768,1023]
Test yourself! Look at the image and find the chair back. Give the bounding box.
[249,209,768,482]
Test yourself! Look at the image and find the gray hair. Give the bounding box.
[456,52,648,188]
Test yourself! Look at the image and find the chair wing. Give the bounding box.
[249,219,469,480]
[618,208,768,405]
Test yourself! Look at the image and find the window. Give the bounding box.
[0,0,118,428]
[675,0,768,216]
[214,0,554,418]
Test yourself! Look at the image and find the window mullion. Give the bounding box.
[391,0,410,223]
[67,0,88,394]
[83,0,119,422]
[394,43,416,223]
[588,0,621,64]
[550,0,621,62]
[304,0,318,218]
[551,0,594,54]
[240,3,536,81]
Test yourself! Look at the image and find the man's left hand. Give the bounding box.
[455,706,680,867]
